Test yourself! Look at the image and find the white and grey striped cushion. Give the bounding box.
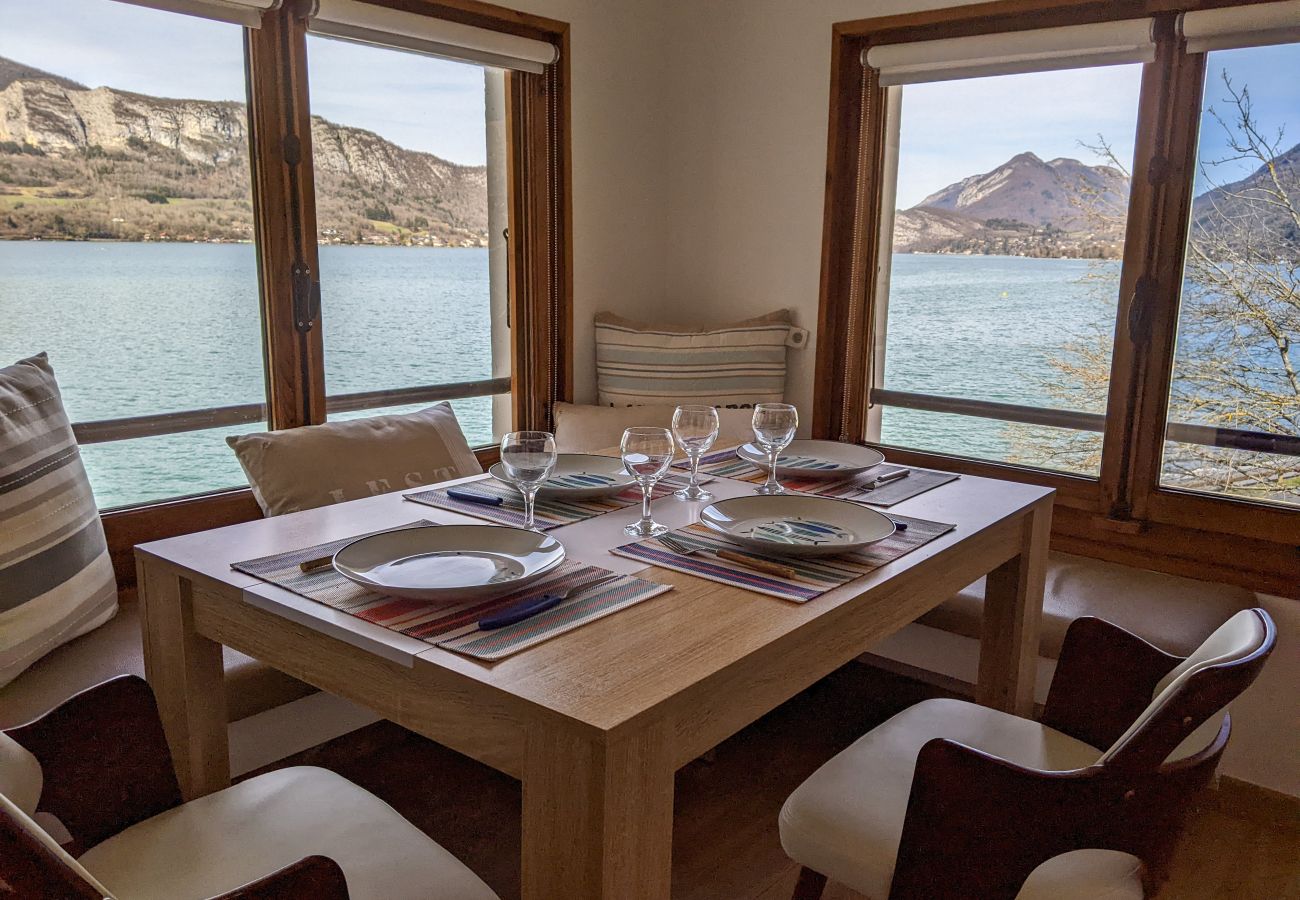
[594,310,792,407]
[0,354,117,689]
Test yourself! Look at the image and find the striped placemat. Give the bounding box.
[680,448,959,508]
[231,523,672,661]
[404,474,689,530]
[610,515,955,603]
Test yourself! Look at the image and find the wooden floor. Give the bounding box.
[252,663,1300,900]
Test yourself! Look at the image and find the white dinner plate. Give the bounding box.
[699,494,896,558]
[333,524,565,601]
[736,439,886,480]
[489,453,637,499]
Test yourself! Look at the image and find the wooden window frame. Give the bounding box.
[815,0,1299,597]
[100,0,572,585]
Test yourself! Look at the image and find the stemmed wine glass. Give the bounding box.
[671,405,720,501]
[499,431,557,531]
[752,403,798,495]
[621,427,675,537]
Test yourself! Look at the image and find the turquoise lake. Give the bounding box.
[1,242,1117,508]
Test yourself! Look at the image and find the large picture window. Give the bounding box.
[874,65,1143,476]
[0,0,265,509]
[0,0,568,530]
[1159,40,1299,508]
[818,1,1300,592]
[303,33,510,445]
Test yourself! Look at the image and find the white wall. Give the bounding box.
[657,0,959,418]
[493,0,673,403]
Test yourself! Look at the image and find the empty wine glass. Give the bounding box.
[500,431,556,531]
[752,403,798,495]
[672,405,720,501]
[621,427,675,537]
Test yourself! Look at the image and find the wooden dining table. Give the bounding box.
[136,454,1052,899]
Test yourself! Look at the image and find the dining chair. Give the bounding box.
[778,608,1276,900]
[1,675,499,899]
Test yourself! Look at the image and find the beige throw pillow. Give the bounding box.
[594,309,792,407]
[227,403,483,517]
[553,402,755,454]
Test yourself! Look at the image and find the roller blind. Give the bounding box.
[307,0,559,73]
[864,19,1156,85]
[112,0,279,28]
[1180,1,1300,53]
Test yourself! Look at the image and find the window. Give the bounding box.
[303,34,510,446]
[873,66,1143,476]
[1159,40,1300,508]
[0,0,265,509]
[819,1,1300,593]
[1,0,569,528]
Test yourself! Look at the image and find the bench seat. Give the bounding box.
[0,597,315,729]
[918,551,1256,659]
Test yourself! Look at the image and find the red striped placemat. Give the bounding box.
[232,523,672,661]
[610,516,955,603]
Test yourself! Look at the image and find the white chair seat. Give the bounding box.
[80,766,498,900]
[779,698,1141,899]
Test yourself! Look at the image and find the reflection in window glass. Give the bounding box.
[875,65,1142,475]
[0,0,263,509]
[305,36,506,447]
[1160,43,1300,507]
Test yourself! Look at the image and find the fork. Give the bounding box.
[658,535,798,580]
[478,573,622,630]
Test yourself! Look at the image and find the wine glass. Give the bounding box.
[499,431,557,531]
[752,403,798,495]
[671,405,720,501]
[621,427,675,537]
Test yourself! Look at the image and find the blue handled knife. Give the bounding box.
[478,593,565,630]
[447,488,505,506]
[477,574,620,631]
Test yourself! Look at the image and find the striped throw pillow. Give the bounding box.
[0,355,117,688]
[594,310,792,407]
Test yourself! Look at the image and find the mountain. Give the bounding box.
[0,55,487,245]
[0,57,85,92]
[917,151,1128,229]
[894,151,1131,258]
[1190,141,1300,254]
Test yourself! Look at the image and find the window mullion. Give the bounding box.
[1097,19,1208,524]
[246,5,327,431]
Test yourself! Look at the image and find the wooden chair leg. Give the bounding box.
[791,866,827,900]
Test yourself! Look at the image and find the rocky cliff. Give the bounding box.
[0,55,487,245]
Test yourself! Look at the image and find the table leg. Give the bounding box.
[977,497,1051,716]
[521,719,675,899]
[137,557,230,800]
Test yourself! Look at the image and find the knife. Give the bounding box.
[447,488,505,506]
[859,469,910,491]
[478,574,621,630]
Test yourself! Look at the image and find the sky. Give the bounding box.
[0,0,490,165]
[2,1,1296,188]
[895,43,1300,209]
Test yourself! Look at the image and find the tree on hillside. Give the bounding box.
[1007,73,1299,504]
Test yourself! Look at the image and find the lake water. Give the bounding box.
[0,242,495,507]
[1,243,1115,508]
[878,253,1116,467]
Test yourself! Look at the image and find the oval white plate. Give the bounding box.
[489,453,636,500]
[333,524,565,601]
[699,494,895,558]
[737,440,886,480]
